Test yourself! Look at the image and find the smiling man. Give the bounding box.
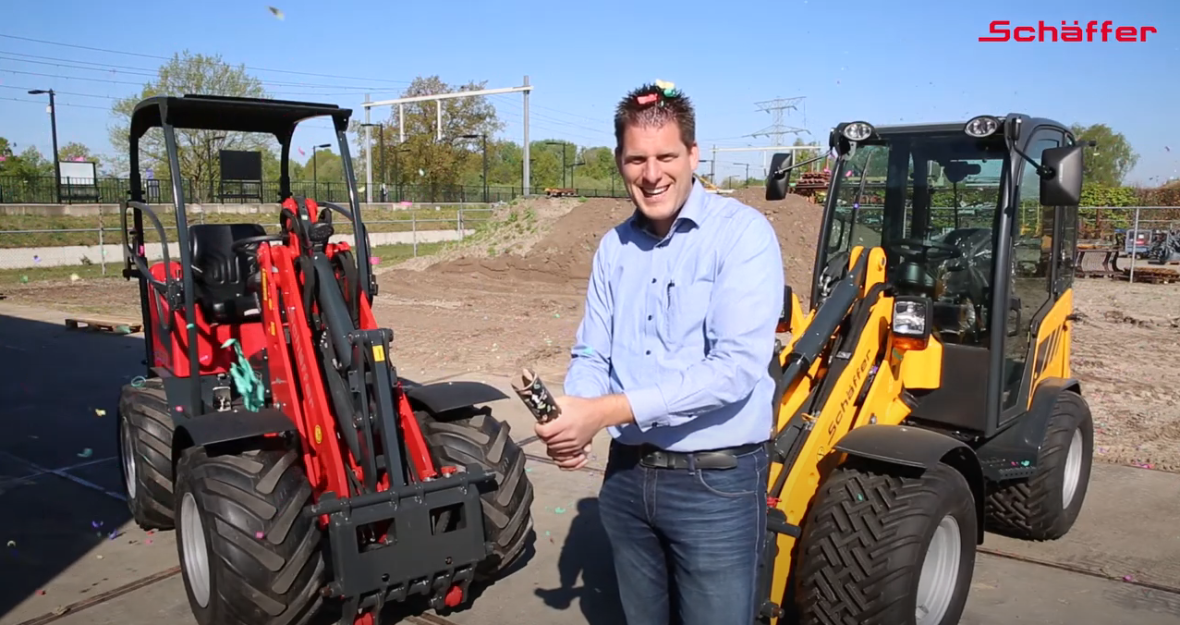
[533,82,785,625]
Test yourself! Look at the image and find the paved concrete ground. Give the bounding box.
[2,302,1179,625]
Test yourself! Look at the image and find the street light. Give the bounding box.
[28,89,60,203]
[459,133,488,203]
[312,143,330,192]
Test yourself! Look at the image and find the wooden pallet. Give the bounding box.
[65,317,142,334]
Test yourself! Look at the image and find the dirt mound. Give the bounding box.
[727,188,823,306]
[411,188,823,297]
[388,195,586,273]
[425,196,635,285]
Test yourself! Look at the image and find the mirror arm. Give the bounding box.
[771,152,829,177]
[1010,140,1055,179]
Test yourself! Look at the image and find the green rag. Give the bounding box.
[221,338,264,411]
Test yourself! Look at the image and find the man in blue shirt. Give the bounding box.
[534,82,785,625]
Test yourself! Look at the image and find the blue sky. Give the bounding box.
[1,0,1176,185]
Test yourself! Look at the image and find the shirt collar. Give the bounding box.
[630,178,708,239]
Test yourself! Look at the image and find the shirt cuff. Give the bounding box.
[624,385,671,432]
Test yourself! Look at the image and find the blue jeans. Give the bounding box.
[597,441,769,625]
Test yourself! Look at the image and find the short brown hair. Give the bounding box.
[614,82,696,150]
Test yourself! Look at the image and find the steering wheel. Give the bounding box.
[888,238,962,263]
[231,233,285,255]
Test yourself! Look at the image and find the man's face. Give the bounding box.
[616,120,699,233]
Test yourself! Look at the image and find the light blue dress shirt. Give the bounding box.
[563,179,786,452]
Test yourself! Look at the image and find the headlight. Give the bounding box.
[964,115,1000,138]
[892,297,930,337]
[842,121,874,142]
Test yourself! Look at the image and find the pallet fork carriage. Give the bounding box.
[114,94,534,625]
[755,114,1094,624]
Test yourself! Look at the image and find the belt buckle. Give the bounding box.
[640,450,665,469]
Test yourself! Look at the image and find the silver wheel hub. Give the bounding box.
[916,514,961,625]
[180,492,212,608]
[120,417,137,500]
[1062,428,1083,508]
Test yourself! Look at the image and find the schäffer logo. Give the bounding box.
[980,20,1157,42]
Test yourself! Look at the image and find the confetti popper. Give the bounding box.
[511,367,561,424]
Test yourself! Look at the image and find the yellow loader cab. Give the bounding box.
[756,115,1092,625]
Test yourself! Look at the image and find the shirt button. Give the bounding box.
[645,350,651,355]
[651,278,656,283]
[647,315,652,320]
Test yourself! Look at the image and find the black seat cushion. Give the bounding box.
[188,223,268,323]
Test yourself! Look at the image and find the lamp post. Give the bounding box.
[28,89,60,203]
[312,143,330,195]
[459,133,488,203]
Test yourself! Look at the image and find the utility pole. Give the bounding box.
[746,96,808,145]
[28,89,60,203]
[364,93,372,203]
[522,75,530,196]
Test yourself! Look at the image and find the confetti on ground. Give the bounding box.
[554,507,566,514]
[78,448,93,458]
[6,540,14,547]
[94,408,106,417]
[255,531,265,539]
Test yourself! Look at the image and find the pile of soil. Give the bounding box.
[427,196,635,285]
[422,188,824,297]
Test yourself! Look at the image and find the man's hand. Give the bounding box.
[536,395,605,456]
[534,394,635,468]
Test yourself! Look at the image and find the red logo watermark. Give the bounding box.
[980,20,1157,42]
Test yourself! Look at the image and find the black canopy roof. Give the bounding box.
[129,94,352,141]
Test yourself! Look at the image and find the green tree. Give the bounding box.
[0,142,53,181]
[108,51,270,201]
[58,141,102,172]
[1070,123,1138,186]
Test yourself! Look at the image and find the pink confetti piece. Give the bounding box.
[255,531,265,539]
[370,257,381,265]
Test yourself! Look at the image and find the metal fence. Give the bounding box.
[4,205,1178,285]
[0,207,496,278]
[0,175,630,205]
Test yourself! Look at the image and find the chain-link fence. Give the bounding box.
[0,206,494,282]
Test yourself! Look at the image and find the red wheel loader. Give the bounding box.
[114,94,534,625]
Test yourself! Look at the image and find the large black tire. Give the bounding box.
[173,445,325,625]
[793,457,977,625]
[984,390,1093,541]
[117,378,177,530]
[417,406,534,581]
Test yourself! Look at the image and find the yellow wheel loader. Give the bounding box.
[756,114,1093,625]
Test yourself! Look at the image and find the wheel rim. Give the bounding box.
[1063,428,1083,508]
[180,492,212,608]
[916,514,961,625]
[119,417,137,500]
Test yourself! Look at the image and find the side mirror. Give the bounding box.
[1039,144,1084,206]
[765,152,795,201]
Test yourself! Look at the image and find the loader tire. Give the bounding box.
[984,391,1093,541]
[418,406,535,581]
[117,378,176,530]
[174,444,325,625]
[793,457,977,625]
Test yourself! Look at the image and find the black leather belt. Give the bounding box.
[611,441,766,470]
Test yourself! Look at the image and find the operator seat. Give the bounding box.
[188,223,268,324]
